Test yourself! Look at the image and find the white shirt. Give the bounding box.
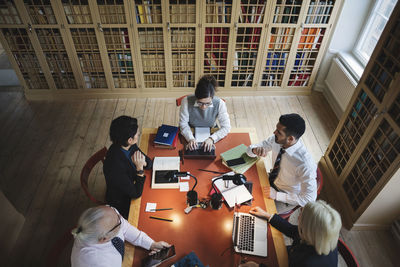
[179,96,231,143]
[247,136,317,207]
[71,215,154,267]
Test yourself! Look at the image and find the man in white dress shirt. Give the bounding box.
[247,113,317,213]
[71,205,170,267]
[179,75,231,152]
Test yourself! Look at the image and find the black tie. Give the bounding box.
[269,148,285,190]
[111,237,125,259]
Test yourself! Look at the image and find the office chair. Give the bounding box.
[279,167,323,220]
[338,238,360,267]
[80,147,108,205]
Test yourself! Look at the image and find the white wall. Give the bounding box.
[355,168,400,228]
[313,0,374,92]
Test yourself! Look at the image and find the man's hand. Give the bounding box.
[149,241,171,255]
[252,147,267,157]
[249,206,271,220]
[186,139,197,151]
[263,186,277,200]
[202,137,215,152]
[132,151,146,171]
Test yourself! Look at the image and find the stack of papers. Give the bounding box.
[220,144,258,174]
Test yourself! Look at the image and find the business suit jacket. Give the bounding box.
[103,143,152,219]
[269,214,338,267]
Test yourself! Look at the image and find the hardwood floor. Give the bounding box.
[0,91,397,266]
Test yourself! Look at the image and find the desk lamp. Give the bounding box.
[210,174,247,209]
[174,172,198,206]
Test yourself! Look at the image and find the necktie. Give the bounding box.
[269,148,285,190]
[111,237,125,259]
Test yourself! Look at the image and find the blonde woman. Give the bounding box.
[241,200,341,267]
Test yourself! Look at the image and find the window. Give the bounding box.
[354,0,397,66]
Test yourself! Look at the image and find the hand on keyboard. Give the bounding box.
[249,206,272,220]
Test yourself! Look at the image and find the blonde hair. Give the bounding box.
[298,200,341,255]
[71,206,107,244]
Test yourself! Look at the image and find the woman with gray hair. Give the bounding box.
[240,200,342,267]
[71,205,170,267]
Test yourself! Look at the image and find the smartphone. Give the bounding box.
[141,245,176,267]
[226,157,245,167]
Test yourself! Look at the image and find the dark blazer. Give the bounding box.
[269,214,338,267]
[103,143,152,219]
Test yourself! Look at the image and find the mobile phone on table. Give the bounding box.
[226,157,245,167]
[141,245,176,267]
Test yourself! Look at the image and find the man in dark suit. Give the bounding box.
[103,116,152,219]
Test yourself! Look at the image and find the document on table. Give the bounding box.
[195,127,210,143]
[151,157,180,189]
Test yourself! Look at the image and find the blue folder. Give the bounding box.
[154,124,179,146]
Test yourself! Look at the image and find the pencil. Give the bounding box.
[149,216,173,222]
[150,208,173,211]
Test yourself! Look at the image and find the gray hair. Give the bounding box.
[298,200,342,255]
[71,206,107,244]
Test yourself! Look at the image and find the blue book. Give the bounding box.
[154,124,179,146]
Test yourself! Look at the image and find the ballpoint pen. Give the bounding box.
[198,169,225,174]
[150,208,173,211]
[149,216,173,222]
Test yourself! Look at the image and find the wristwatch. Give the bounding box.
[137,170,144,175]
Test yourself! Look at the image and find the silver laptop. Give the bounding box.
[232,212,268,257]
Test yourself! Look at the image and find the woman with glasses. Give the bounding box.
[179,75,231,152]
[240,200,342,267]
[71,205,170,267]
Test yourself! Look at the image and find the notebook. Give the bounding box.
[232,212,268,257]
[220,144,258,174]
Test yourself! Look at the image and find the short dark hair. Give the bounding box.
[109,116,138,146]
[279,113,305,140]
[195,75,217,99]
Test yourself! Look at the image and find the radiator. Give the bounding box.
[324,57,357,113]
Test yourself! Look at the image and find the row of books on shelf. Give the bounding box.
[138,31,164,49]
[269,28,293,49]
[113,77,136,88]
[28,6,57,24]
[261,73,283,87]
[204,52,227,70]
[98,5,126,24]
[135,2,162,24]
[206,2,232,23]
[79,53,104,72]
[273,1,301,24]
[142,54,165,72]
[172,53,195,71]
[64,5,92,24]
[170,4,196,23]
[233,51,257,70]
[238,3,265,23]
[109,53,133,72]
[298,28,325,49]
[288,72,310,86]
[265,52,287,71]
[171,29,195,49]
[104,29,130,49]
[83,75,107,88]
[305,0,334,24]
[231,73,254,87]
[173,73,195,87]
[0,3,21,24]
[143,74,166,88]
[46,53,72,73]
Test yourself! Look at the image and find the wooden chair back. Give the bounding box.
[338,238,360,267]
[80,147,107,205]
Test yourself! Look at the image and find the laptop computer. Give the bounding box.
[183,143,216,159]
[232,212,268,257]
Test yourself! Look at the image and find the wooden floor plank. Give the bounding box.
[224,97,237,128]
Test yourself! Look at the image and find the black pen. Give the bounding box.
[150,208,173,211]
[150,216,173,222]
[198,169,225,174]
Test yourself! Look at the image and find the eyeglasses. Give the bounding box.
[106,213,121,235]
[196,101,212,107]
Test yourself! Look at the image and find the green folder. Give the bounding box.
[220,144,258,174]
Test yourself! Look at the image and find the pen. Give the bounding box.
[150,216,173,222]
[198,169,225,174]
[179,150,184,165]
[150,208,173,211]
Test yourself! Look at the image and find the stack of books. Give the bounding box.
[220,144,258,174]
[154,124,179,149]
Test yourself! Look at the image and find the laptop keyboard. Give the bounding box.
[237,214,255,251]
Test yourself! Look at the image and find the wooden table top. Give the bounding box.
[123,128,288,267]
